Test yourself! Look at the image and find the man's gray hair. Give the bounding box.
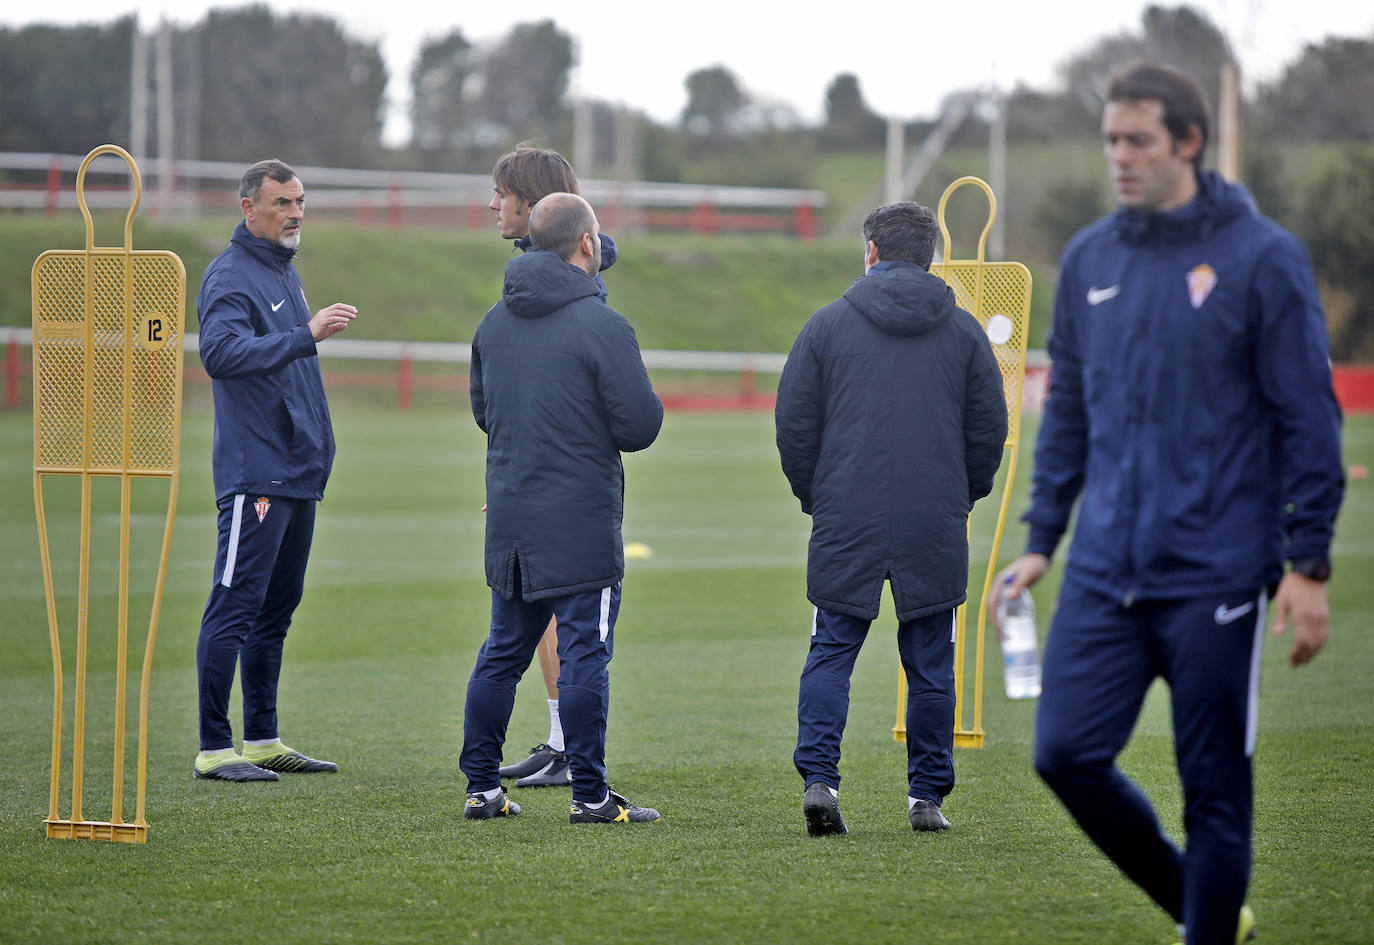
[240,159,297,201]
[529,193,595,262]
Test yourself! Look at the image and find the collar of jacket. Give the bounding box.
[230,219,298,270]
[515,232,618,274]
[1111,169,1254,246]
[502,249,602,317]
[843,259,956,337]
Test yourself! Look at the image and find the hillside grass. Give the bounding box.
[2,200,1062,358]
[9,139,1373,360]
[1,407,1371,944]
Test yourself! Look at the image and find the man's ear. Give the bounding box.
[1175,124,1204,164]
[865,240,880,269]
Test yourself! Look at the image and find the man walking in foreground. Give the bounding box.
[990,64,1344,945]
[460,193,663,824]
[776,202,1008,836]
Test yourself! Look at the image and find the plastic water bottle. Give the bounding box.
[997,581,1042,700]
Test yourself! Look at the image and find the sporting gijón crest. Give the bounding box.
[1187,263,1217,309]
[254,497,271,523]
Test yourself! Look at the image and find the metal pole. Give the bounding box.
[989,91,1006,258]
[1218,63,1242,182]
[885,118,904,205]
[156,20,175,219]
[130,20,148,161]
[573,97,593,179]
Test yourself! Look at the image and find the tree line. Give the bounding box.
[3,4,1369,173]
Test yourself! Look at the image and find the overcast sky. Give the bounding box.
[8,1,1373,145]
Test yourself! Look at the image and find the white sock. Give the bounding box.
[547,700,565,752]
[594,792,610,808]
[908,796,924,810]
[199,747,236,759]
[482,787,504,802]
[244,737,280,748]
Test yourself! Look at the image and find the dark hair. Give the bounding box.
[862,202,938,269]
[492,145,580,207]
[1106,63,1210,170]
[529,193,596,262]
[240,159,297,200]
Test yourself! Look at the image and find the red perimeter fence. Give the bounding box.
[5,332,1374,415]
[0,153,826,240]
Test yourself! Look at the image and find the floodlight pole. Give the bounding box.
[130,20,148,161]
[987,90,1006,258]
[885,118,904,204]
[156,19,174,220]
[1218,63,1242,182]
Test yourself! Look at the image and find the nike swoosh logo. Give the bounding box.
[271,298,286,311]
[1214,601,1256,625]
[1086,285,1120,305]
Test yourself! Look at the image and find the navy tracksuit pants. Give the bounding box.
[1034,576,1265,945]
[461,564,621,806]
[197,494,315,751]
[795,606,956,804]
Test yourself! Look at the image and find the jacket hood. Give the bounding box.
[503,250,602,317]
[1112,170,1255,245]
[517,232,618,272]
[842,261,957,337]
[230,219,297,270]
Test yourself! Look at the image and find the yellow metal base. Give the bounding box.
[46,819,147,843]
[893,724,985,749]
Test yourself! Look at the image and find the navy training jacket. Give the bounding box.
[1025,171,1344,602]
[776,261,1008,621]
[471,250,662,601]
[196,221,334,504]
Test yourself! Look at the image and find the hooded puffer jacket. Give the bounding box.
[776,260,1008,620]
[471,250,662,601]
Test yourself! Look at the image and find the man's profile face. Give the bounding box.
[581,216,602,278]
[489,184,531,240]
[244,176,305,248]
[1102,98,1197,213]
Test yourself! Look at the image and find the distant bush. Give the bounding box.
[1031,178,1109,262]
[1296,147,1374,360]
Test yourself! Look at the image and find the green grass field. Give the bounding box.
[1,405,1371,944]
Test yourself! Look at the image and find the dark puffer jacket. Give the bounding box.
[776,260,1008,620]
[471,250,662,601]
